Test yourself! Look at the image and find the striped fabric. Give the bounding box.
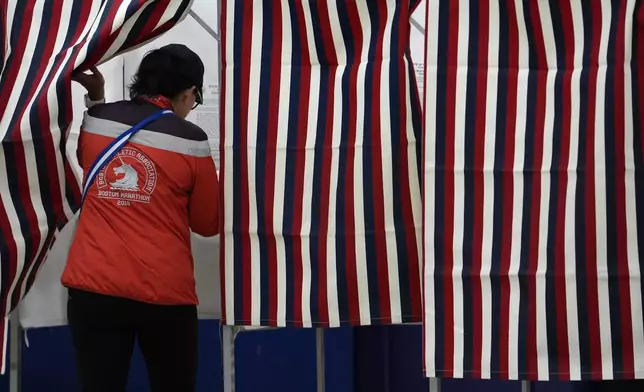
[423,0,644,381]
[221,0,423,327]
[0,0,192,373]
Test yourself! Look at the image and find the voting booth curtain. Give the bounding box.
[6,0,644,385]
[423,0,644,381]
[220,0,424,328]
[0,0,193,373]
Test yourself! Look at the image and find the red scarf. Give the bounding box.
[137,95,173,111]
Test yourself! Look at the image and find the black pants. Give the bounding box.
[67,288,198,392]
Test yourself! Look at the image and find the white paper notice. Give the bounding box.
[196,111,218,138]
[414,62,424,105]
[187,82,220,168]
[410,3,425,104]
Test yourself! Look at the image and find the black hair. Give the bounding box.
[129,48,197,100]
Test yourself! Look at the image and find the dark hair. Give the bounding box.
[129,46,203,100]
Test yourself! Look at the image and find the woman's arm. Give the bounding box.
[188,156,220,237]
[72,66,106,165]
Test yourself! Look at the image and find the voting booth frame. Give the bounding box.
[2,4,535,392]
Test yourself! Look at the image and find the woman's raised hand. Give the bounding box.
[73,66,105,101]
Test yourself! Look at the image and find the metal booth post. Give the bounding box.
[222,325,236,392]
[9,311,21,392]
[429,377,440,392]
[316,328,325,392]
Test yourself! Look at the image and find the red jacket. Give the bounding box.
[62,100,219,305]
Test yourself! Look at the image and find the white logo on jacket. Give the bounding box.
[110,158,139,191]
[96,147,158,205]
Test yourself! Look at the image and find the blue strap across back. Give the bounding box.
[80,109,173,207]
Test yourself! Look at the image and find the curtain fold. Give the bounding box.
[0,0,193,373]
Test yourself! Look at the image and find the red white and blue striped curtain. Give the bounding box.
[423,0,644,381]
[0,0,193,373]
[220,0,424,327]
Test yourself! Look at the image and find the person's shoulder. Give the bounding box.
[86,101,208,142]
[86,100,128,117]
[160,114,208,142]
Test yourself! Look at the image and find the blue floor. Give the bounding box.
[3,321,353,392]
[0,321,615,391]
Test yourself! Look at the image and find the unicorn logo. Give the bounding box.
[97,147,156,204]
[109,157,139,191]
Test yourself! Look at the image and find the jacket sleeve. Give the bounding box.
[189,156,220,237]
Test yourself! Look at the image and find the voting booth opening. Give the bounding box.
[2,0,644,391]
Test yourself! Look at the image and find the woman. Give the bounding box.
[63,44,219,392]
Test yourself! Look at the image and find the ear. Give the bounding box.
[182,88,193,102]
[176,88,189,103]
